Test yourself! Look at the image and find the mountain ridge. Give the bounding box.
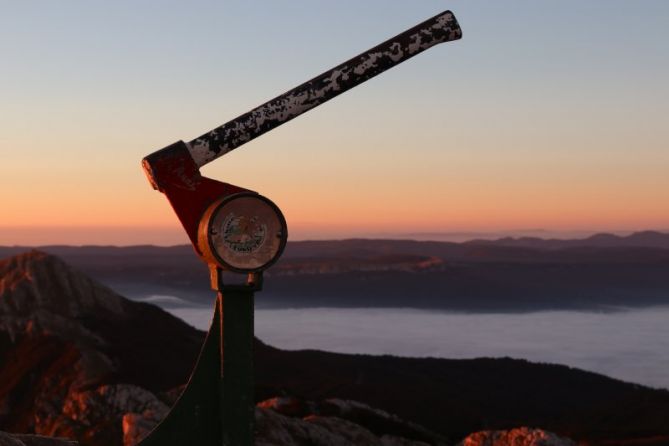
[2,232,669,312]
[464,230,669,250]
[2,230,669,256]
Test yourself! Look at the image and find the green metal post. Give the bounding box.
[138,270,257,446]
[218,289,255,445]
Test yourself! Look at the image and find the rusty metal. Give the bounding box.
[142,141,250,251]
[140,9,462,446]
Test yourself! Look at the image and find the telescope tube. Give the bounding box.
[187,10,462,167]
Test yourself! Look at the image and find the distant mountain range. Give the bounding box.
[1,231,668,311]
[465,230,669,250]
[2,251,669,445]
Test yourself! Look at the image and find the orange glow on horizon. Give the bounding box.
[2,2,667,246]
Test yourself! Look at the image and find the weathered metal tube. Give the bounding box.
[187,10,462,167]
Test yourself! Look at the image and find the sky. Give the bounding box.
[1,1,668,245]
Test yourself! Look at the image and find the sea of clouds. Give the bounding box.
[139,295,669,390]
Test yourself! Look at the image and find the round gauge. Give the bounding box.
[198,193,287,272]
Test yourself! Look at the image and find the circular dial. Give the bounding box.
[220,213,267,254]
[199,193,287,272]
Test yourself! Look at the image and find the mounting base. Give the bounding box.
[139,273,255,446]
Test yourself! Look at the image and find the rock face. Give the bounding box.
[254,397,446,446]
[0,431,77,446]
[0,250,125,336]
[0,251,202,446]
[458,428,576,446]
[255,406,431,446]
[119,406,434,446]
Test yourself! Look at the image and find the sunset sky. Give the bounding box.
[2,1,668,245]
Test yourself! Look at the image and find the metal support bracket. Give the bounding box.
[209,265,264,293]
[139,270,256,446]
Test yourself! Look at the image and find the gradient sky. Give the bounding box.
[1,1,668,245]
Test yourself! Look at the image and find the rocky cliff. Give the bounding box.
[0,251,203,445]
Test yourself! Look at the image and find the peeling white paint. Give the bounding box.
[188,11,461,168]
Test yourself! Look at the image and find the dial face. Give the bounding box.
[220,214,266,254]
[205,194,286,272]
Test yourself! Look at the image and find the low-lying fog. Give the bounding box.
[139,295,669,390]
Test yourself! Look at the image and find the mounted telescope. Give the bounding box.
[140,10,461,446]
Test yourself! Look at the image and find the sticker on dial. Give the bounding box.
[221,214,267,254]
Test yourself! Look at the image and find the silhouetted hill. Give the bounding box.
[465,231,669,250]
[256,348,669,443]
[2,252,669,445]
[2,235,669,311]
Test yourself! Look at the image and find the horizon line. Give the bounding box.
[1,228,668,249]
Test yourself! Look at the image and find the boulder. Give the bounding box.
[458,427,576,446]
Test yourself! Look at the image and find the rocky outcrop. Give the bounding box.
[57,384,168,445]
[458,428,576,446]
[0,432,77,446]
[0,250,125,341]
[255,407,431,446]
[318,399,445,444]
[120,414,156,446]
[0,252,202,446]
[254,397,447,446]
[117,397,442,446]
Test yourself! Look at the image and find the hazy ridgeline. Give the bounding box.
[2,232,669,311]
[2,232,669,390]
